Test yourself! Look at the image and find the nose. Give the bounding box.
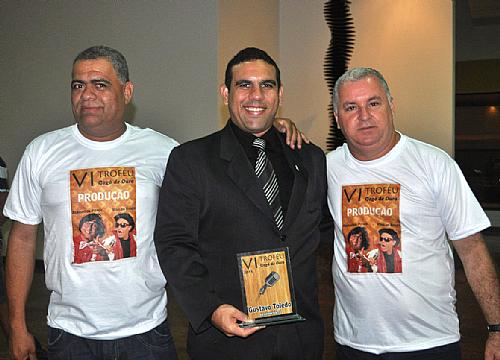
[250,86,263,100]
[81,85,96,100]
[359,105,370,121]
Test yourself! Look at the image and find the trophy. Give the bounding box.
[237,247,305,328]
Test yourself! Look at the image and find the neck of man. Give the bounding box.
[77,122,126,142]
[350,131,400,161]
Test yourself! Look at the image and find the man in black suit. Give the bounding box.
[154,47,332,360]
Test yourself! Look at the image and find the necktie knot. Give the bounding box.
[253,138,266,152]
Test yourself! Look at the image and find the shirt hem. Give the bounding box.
[47,313,168,340]
[334,334,461,354]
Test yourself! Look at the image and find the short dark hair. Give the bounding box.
[73,45,129,84]
[224,47,281,90]
[378,228,400,247]
[78,213,105,237]
[114,213,135,231]
[347,226,369,250]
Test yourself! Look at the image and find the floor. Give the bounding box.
[0,231,498,359]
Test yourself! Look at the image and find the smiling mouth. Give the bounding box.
[244,106,267,115]
[80,104,103,112]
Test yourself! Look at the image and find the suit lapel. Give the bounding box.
[219,124,276,224]
[280,140,308,231]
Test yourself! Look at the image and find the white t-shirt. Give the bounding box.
[4,123,178,339]
[326,133,490,354]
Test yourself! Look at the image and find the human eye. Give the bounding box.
[344,104,357,112]
[71,82,84,90]
[235,80,251,88]
[261,81,276,88]
[369,99,381,107]
[95,82,108,90]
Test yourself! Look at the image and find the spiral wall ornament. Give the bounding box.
[324,0,355,151]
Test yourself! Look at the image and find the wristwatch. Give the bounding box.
[487,324,500,332]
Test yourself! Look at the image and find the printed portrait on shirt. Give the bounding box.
[342,184,402,273]
[70,167,137,264]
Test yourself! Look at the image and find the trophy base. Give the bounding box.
[238,314,305,328]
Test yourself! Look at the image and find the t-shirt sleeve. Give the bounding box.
[3,145,43,224]
[434,154,490,240]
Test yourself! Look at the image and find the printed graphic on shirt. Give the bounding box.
[342,184,402,273]
[70,167,137,264]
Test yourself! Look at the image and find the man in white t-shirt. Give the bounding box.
[4,45,180,360]
[327,67,500,359]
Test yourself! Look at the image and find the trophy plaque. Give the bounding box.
[237,247,305,328]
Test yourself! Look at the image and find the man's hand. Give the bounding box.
[211,304,264,338]
[9,327,37,360]
[485,331,500,360]
[273,118,310,149]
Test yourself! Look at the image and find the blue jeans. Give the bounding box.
[336,341,461,360]
[48,320,178,360]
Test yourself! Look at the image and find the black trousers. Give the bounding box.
[188,323,323,360]
[336,341,461,360]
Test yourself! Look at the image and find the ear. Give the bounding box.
[123,82,134,104]
[220,84,229,105]
[334,112,341,129]
[278,84,284,106]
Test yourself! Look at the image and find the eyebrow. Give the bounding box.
[71,78,112,85]
[234,79,277,86]
[342,101,356,108]
[342,96,383,107]
[261,80,277,86]
[235,80,250,86]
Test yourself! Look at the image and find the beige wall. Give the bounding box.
[279,0,331,151]
[280,0,454,155]
[350,0,454,155]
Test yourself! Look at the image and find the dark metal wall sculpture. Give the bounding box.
[324,0,355,151]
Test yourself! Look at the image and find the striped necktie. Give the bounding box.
[253,138,284,230]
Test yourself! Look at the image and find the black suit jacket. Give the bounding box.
[154,122,332,359]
